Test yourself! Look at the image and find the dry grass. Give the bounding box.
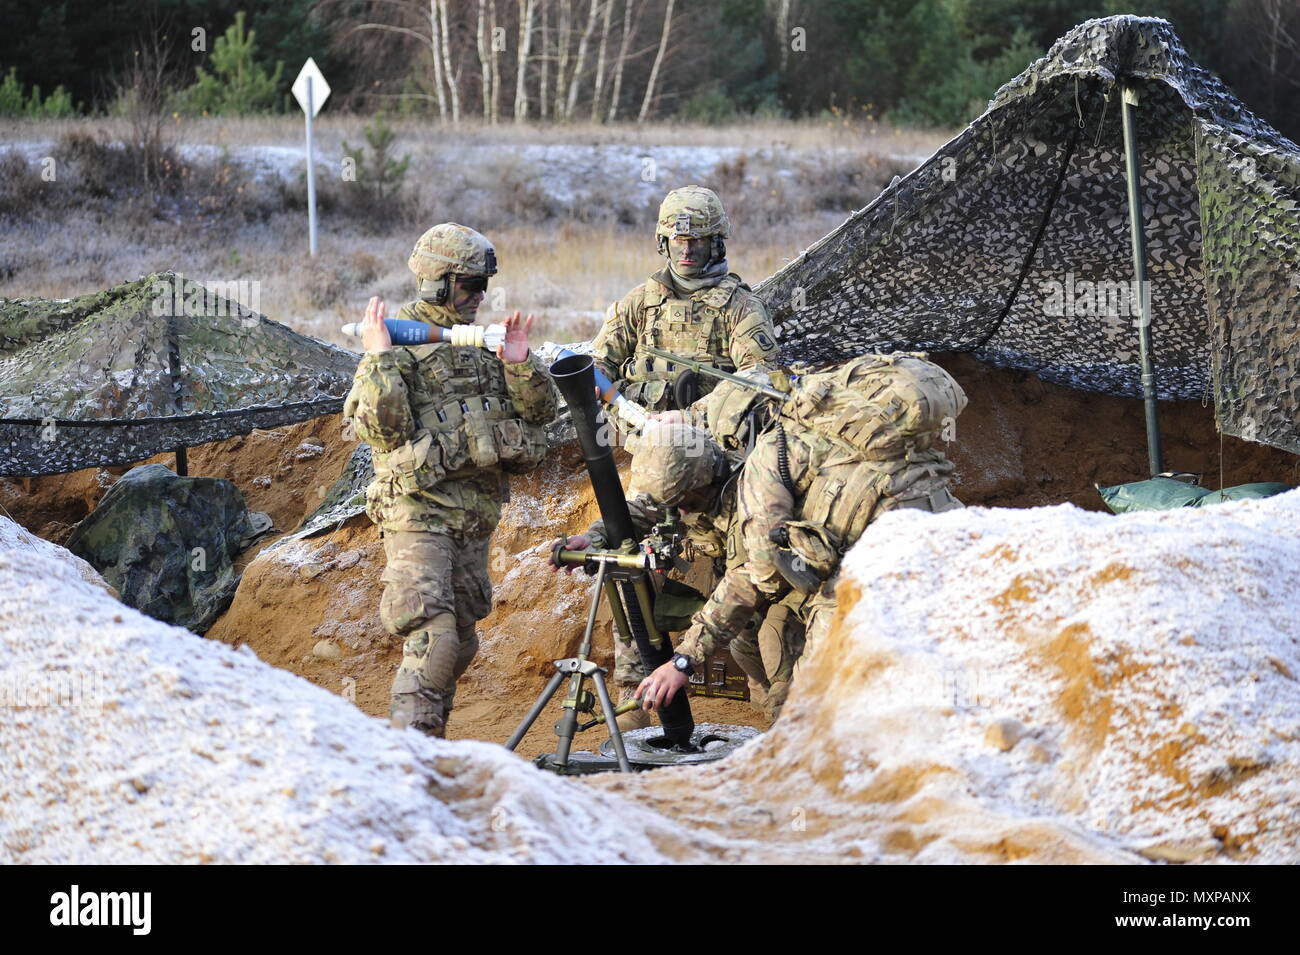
[0,116,937,346]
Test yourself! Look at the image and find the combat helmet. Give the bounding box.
[628,421,726,508]
[655,186,729,263]
[408,222,498,306]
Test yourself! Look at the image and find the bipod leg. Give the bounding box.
[505,670,566,751]
[591,667,632,772]
[553,668,583,767]
[555,559,610,768]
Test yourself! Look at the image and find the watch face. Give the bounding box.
[674,656,689,671]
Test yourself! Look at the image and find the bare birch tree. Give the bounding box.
[429,0,448,121]
[343,1,449,121]
[514,0,536,120]
[539,0,550,119]
[590,0,613,120]
[555,0,572,119]
[562,0,601,119]
[638,0,673,123]
[437,0,461,122]
[776,0,791,73]
[607,0,635,122]
[489,0,503,123]
[476,0,492,121]
[1248,0,1300,117]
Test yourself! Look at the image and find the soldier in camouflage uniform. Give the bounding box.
[343,223,557,737]
[635,360,965,715]
[590,186,778,417]
[562,420,804,725]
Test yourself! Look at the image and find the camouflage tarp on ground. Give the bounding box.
[65,463,269,633]
[757,15,1300,455]
[0,271,359,476]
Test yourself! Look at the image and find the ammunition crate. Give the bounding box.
[687,650,749,701]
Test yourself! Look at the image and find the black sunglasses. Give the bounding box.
[456,276,490,294]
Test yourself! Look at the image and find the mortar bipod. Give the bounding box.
[504,556,633,773]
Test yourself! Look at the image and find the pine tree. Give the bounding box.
[185,12,284,115]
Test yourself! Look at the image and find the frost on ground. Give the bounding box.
[616,490,1299,864]
[834,493,1300,862]
[4,485,1299,864]
[0,517,699,864]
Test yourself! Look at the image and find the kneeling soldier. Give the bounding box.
[636,353,967,714]
[563,420,806,727]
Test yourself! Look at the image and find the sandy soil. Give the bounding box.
[3,355,1295,765]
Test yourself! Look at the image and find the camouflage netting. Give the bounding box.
[757,15,1300,455]
[0,271,359,476]
[65,463,269,633]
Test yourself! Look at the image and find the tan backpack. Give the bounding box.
[780,353,967,465]
[775,354,967,581]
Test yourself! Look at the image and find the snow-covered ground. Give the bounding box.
[0,516,696,864]
[4,488,1297,864]
[9,138,931,205]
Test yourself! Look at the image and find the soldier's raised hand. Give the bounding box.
[498,310,533,364]
[360,296,392,354]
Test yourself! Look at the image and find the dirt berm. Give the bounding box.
[2,354,1296,762]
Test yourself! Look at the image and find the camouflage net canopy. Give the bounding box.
[758,15,1300,455]
[0,272,360,476]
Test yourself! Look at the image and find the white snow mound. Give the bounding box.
[0,518,696,864]
[6,484,1300,865]
[822,490,1300,862]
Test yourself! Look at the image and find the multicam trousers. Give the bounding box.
[379,529,492,737]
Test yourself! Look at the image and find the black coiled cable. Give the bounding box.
[776,422,795,494]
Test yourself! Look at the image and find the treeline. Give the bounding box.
[1,0,1298,136]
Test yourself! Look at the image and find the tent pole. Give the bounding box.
[1120,84,1164,476]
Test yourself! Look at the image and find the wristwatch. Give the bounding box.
[671,653,695,677]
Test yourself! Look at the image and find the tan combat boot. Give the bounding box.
[390,667,449,738]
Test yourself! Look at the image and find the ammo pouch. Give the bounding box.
[492,417,549,474]
[769,520,840,594]
[378,400,550,495]
[772,548,823,595]
[414,394,551,479]
[377,429,446,497]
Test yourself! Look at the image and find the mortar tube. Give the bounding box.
[549,353,694,747]
[546,344,648,431]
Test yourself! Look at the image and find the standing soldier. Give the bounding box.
[585,185,779,717]
[343,223,556,737]
[591,185,778,417]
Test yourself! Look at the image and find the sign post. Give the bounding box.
[291,58,331,258]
